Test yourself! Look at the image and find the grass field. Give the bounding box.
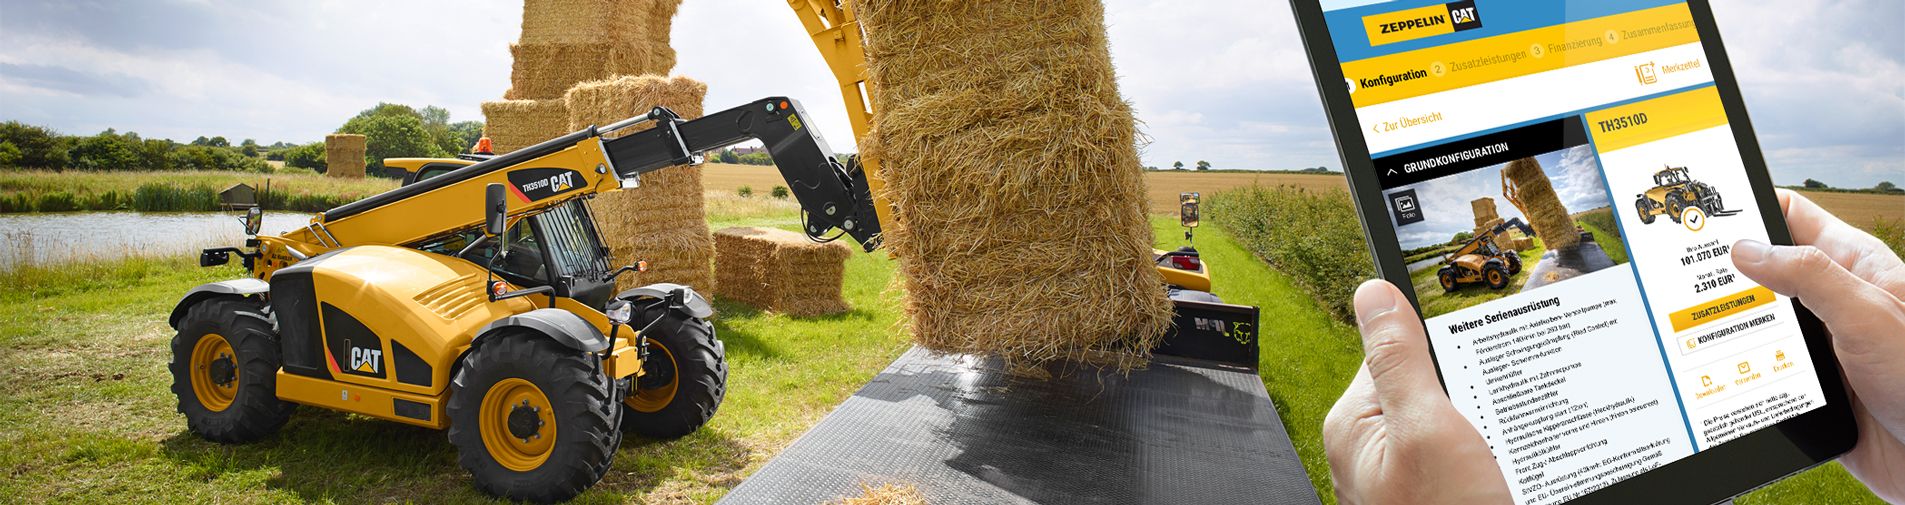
[0,170,397,213]
[0,190,1885,503]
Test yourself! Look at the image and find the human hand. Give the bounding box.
[1324,280,1512,505]
[1731,189,1905,502]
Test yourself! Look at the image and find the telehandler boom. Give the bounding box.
[169,97,879,503]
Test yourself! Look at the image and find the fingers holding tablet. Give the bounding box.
[1325,280,1512,505]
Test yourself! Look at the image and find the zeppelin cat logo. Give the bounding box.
[350,346,382,374]
[505,168,585,203]
[1364,1,1482,46]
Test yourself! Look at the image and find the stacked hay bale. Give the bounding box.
[484,0,682,154]
[324,134,366,178]
[855,0,1174,368]
[1504,157,1581,250]
[1471,197,1498,228]
[714,227,854,316]
[566,75,714,290]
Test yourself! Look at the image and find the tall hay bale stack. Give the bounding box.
[854,0,1174,368]
[566,75,713,290]
[1503,157,1581,250]
[509,0,676,99]
[324,134,366,178]
[480,99,570,154]
[714,227,854,316]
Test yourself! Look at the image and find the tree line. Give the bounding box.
[0,102,482,178]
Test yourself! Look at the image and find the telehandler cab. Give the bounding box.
[168,97,883,503]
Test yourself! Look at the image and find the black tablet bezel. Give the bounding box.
[1285,1,1860,503]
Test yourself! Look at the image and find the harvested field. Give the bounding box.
[1502,157,1580,250]
[323,134,365,178]
[715,227,853,316]
[479,98,569,154]
[855,0,1172,369]
[568,75,713,290]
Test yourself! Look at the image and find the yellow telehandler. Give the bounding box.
[170,98,882,503]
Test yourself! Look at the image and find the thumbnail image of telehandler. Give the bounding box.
[1634,165,1740,225]
[1437,218,1534,292]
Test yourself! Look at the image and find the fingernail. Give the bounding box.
[1733,240,1770,264]
[1355,284,1399,326]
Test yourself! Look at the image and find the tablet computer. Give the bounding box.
[1287,1,1859,503]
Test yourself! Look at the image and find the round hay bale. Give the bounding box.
[480,99,570,154]
[1503,157,1581,250]
[854,0,1173,370]
[324,134,366,178]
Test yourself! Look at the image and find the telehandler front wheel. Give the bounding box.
[622,312,725,439]
[448,332,621,504]
[169,297,295,443]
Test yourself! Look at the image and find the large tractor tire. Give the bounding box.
[1484,264,1511,290]
[1635,198,1656,224]
[621,310,726,439]
[1666,194,1686,223]
[169,296,295,443]
[1505,253,1523,275]
[448,332,621,504]
[1437,268,1459,292]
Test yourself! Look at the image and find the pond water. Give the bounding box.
[0,211,316,270]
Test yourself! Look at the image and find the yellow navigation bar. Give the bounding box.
[1584,86,1729,153]
[1342,3,1700,108]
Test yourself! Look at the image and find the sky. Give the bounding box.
[1386,145,1611,250]
[0,0,1898,188]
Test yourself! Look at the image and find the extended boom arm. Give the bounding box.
[603,97,882,250]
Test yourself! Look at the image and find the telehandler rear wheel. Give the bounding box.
[169,297,295,443]
[1484,264,1511,290]
[622,311,725,439]
[448,332,621,504]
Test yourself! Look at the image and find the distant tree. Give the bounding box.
[448,121,484,153]
[737,185,753,198]
[68,129,144,170]
[1875,181,1899,193]
[0,121,70,168]
[207,136,230,148]
[737,152,772,165]
[1173,161,1185,170]
[1451,231,1474,244]
[339,108,449,175]
[0,142,21,167]
[191,136,211,146]
[282,142,327,170]
[1802,178,1829,189]
[240,144,260,158]
[1196,160,1211,171]
[771,185,789,199]
[717,148,739,164]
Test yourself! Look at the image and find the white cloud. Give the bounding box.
[0,0,1897,187]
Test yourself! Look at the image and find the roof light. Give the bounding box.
[472,137,494,155]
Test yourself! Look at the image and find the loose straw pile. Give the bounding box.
[714,227,854,316]
[855,0,1174,370]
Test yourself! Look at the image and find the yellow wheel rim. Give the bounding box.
[626,340,679,413]
[479,378,557,472]
[190,333,239,412]
[1488,271,1504,284]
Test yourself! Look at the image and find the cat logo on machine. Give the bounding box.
[505,168,585,203]
[350,346,383,375]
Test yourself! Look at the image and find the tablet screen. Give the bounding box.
[1314,1,1828,503]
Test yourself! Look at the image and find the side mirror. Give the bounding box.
[484,183,507,237]
[1179,192,1201,229]
[243,207,263,236]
